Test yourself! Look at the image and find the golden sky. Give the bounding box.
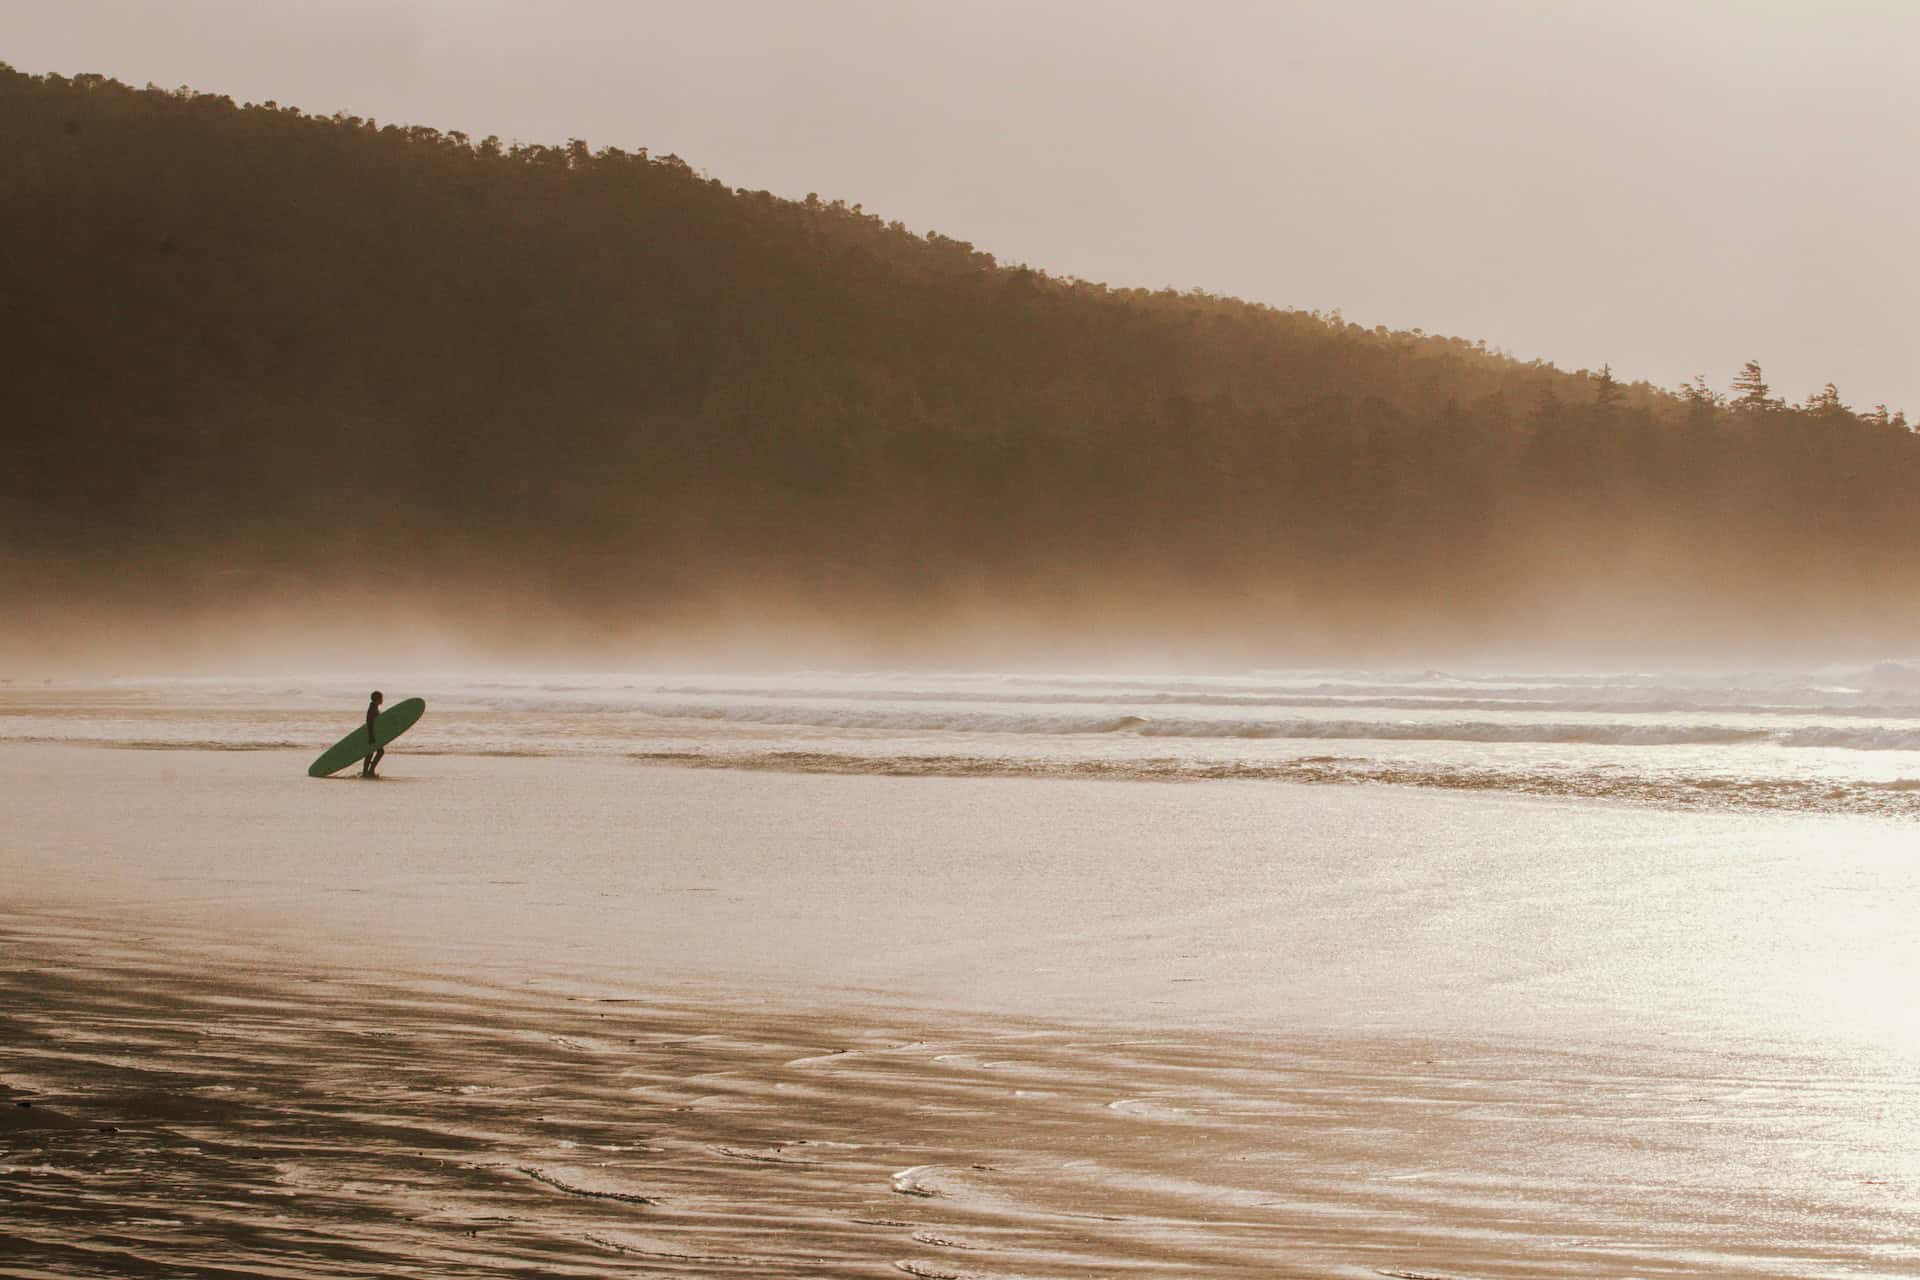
[8,0,1915,412]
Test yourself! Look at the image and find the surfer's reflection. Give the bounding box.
[361,690,385,778]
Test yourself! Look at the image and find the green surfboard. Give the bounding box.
[307,697,426,777]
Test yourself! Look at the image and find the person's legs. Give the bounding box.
[365,746,385,777]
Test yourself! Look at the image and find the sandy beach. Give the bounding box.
[6,740,1920,1276]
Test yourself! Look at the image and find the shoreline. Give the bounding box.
[10,672,1920,822]
[9,730,1920,822]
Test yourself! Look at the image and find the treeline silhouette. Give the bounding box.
[4,65,1915,657]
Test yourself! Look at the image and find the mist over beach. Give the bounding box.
[4,6,1920,671]
[6,4,1920,1277]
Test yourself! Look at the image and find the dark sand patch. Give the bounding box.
[0,1097,91,1134]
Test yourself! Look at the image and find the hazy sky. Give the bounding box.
[7,1,1916,411]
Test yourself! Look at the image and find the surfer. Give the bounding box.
[361,690,385,778]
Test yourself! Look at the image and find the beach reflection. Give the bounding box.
[4,919,1918,1278]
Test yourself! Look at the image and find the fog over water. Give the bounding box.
[6,46,1919,666]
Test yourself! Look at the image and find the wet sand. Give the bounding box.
[5,744,1920,1276]
[12,918,1918,1279]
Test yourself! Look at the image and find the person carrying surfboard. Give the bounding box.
[308,693,424,778]
[361,690,385,778]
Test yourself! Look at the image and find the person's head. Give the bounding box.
[370,690,383,705]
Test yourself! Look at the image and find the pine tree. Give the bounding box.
[1805,383,1848,415]
[1730,360,1776,412]
[1592,364,1623,408]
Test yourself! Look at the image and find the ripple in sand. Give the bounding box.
[911,1229,993,1250]
[890,1164,950,1198]
[580,1231,773,1265]
[893,1262,992,1280]
[8,919,1919,1279]
[712,1144,817,1165]
[516,1165,661,1205]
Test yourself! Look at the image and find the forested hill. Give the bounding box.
[4,65,1916,661]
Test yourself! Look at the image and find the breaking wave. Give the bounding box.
[625,701,1920,752]
[649,684,1920,719]
[628,749,1920,818]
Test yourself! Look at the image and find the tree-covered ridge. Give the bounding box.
[3,65,1915,658]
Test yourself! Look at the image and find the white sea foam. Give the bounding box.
[612,699,1920,752]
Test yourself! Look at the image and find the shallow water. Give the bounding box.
[9,665,1920,816]
[8,744,1920,1057]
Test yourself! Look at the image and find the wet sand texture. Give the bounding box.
[6,920,1918,1279]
